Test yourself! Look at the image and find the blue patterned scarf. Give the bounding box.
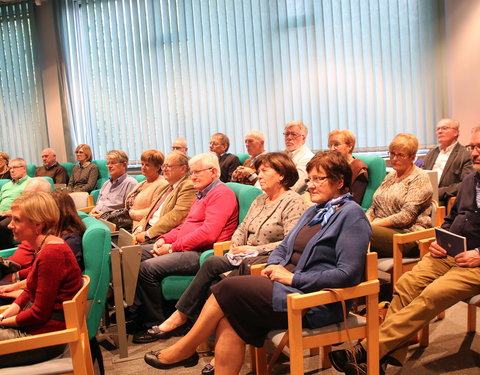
[308,193,354,226]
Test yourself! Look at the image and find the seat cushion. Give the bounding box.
[377,257,419,273]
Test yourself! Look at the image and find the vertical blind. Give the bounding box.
[55,0,444,161]
[0,2,47,165]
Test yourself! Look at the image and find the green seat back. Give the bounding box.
[92,159,109,179]
[131,174,146,183]
[60,162,75,178]
[353,154,386,211]
[236,153,250,165]
[39,176,55,191]
[96,177,108,190]
[0,179,9,189]
[161,183,262,301]
[26,164,36,177]
[81,216,112,338]
[91,189,100,204]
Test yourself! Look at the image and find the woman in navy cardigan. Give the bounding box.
[144,151,372,372]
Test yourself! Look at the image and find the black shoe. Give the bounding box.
[133,330,162,344]
[144,350,199,369]
[344,361,386,375]
[145,322,190,340]
[328,344,367,372]
[201,363,215,375]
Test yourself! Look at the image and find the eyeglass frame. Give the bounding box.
[304,176,329,185]
[466,144,480,153]
[162,164,183,170]
[283,131,303,138]
[388,151,411,160]
[190,167,213,176]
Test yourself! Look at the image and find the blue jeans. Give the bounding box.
[132,245,201,327]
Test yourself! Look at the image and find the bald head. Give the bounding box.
[24,177,52,193]
[172,138,188,154]
[41,148,57,168]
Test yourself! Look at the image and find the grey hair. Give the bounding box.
[189,152,221,179]
[284,120,308,137]
[106,150,129,164]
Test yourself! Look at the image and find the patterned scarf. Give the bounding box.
[308,193,353,226]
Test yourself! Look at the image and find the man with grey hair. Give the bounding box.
[90,150,137,219]
[24,177,53,193]
[283,120,314,191]
[171,137,188,154]
[131,152,239,342]
[34,148,68,184]
[422,118,473,206]
[231,130,266,185]
[209,133,241,183]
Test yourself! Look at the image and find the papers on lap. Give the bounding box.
[435,227,466,257]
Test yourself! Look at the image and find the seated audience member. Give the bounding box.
[142,151,371,372]
[34,148,68,184]
[422,118,473,206]
[171,137,188,154]
[130,152,239,339]
[328,129,369,204]
[0,158,31,250]
[107,150,167,230]
[209,133,241,183]
[67,144,99,193]
[0,192,82,367]
[138,152,308,345]
[134,152,195,244]
[0,191,86,302]
[231,130,266,185]
[89,150,138,220]
[0,152,11,180]
[283,120,314,192]
[367,133,432,257]
[329,126,480,375]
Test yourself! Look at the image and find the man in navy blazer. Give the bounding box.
[422,118,473,206]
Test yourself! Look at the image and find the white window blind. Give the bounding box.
[55,0,444,161]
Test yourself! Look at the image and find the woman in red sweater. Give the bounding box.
[0,192,83,367]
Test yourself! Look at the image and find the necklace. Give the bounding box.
[36,234,50,255]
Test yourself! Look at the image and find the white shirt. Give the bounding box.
[287,144,315,191]
[146,179,182,235]
[432,141,457,180]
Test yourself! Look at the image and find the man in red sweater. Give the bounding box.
[131,152,239,342]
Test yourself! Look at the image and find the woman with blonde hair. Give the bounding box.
[328,129,368,204]
[0,192,82,367]
[367,133,432,257]
[67,144,99,192]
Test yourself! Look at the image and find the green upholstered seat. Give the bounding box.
[26,164,36,177]
[0,179,9,189]
[60,162,75,178]
[91,189,100,204]
[353,154,386,211]
[131,174,146,183]
[92,159,109,190]
[236,153,250,165]
[161,182,263,301]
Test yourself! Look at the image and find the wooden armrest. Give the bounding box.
[393,228,435,244]
[251,263,267,276]
[418,237,435,258]
[213,241,231,256]
[287,280,380,311]
[0,329,78,355]
[78,205,94,213]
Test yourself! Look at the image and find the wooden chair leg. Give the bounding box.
[253,346,268,375]
[321,345,332,369]
[467,304,477,333]
[309,347,319,356]
[419,325,429,347]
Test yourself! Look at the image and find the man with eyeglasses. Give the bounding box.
[329,126,480,375]
[0,158,31,249]
[171,138,188,154]
[130,152,238,342]
[209,133,241,183]
[89,150,138,219]
[231,130,266,185]
[134,152,196,244]
[34,148,68,184]
[283,120,314,192]
[422,118,473,206]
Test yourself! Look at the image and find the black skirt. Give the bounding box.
[211,275,288,347]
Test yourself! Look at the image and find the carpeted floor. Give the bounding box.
[99,301,479,374]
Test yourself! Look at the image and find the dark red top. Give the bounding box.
[14,242,83,334]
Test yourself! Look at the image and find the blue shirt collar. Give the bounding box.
[196,179,222,200]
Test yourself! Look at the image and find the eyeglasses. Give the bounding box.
[466,144,480,152]
[328,142,346,149]
[190,167,213,176]
[106,161,121,166]
[9,165,25,170]
[75,151,84,154]
[171,146,185,151]
[436,126,454,132]
[209,142,222,146]
[162,164,182,170]
[305,176,329,185]
[283,132,303,138]
[388,151,410,160]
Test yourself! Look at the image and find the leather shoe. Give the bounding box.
[201,363,215,375]
[145,322,189,340]
[328,343,366,372]
[144,350,199,369]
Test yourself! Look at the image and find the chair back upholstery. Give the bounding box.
[236,153,250,165]
[0,179,9,189]
[354,154,386,210]
[26,164,36,177]
[81,216,112,338]
[225,182,263,223]
[92,159,109,189]
[91,189,100,204]
[131,174,146,183]
[60,162,75,178]
[70,192,93,209]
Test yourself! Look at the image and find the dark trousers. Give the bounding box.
[132,245,201,327]
[0,216,13,250]
[176,255,234,319]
